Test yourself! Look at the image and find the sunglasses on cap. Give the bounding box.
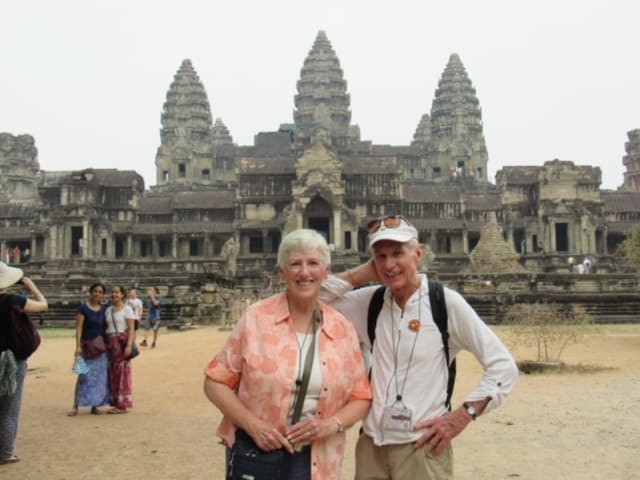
[366,215,411,234]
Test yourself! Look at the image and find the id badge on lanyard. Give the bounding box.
[382,404,413,432]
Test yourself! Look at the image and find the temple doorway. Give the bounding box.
[305,197,331,243]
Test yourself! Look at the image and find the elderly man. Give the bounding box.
[320,215,518,479]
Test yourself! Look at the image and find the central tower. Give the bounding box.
[293,31,352,150]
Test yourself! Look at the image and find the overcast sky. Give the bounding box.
[2,0,638,191]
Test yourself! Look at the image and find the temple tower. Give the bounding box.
[155,59,214,188]
[212,118,233,146]
[211,118,236,185]
[0,133,40,204]
[622,129,640,192]
[293,31,352,150]
[428,54,488,182]
[411,114,431,150]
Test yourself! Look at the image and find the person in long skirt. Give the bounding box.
[104,285,136,414]
[68,282,110,416]
[0,263,48,465]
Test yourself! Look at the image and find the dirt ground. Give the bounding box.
[1,324,639,480]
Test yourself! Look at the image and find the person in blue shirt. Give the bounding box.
[141,287,163,348]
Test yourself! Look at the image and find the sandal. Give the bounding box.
[67,409,78,417]
[107,407,127,415]
[90,407,102,415]
[0,455,20,464]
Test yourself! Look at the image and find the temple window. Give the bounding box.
[140,240,152,257]
[249,236,263,253]
[189,238,200,256]
[179,164,186,178]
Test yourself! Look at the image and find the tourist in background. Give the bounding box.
[141,287,162,348]
[127,288,143,331]
[105,285,136,414]
[320,215,518,479]
[68,282,110,416]
[204,229,372,479]
[260,270,273,298]
[0,262,48,464]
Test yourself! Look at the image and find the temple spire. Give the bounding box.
[411,114,431,149]
[293,31,351,149]
[212,118,233,146]
[429,53,488,181]
[623,129,640,191]
[155,59,214,188]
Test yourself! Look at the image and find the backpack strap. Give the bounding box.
[428,279,456,410]
[366,280,457,411]
[366,286,386,348]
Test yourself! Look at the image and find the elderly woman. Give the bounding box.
[204,229,372,480]
[0,262,48,464]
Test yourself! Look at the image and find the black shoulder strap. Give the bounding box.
[428,279,456,410]
[367,286,386,348]
[366,280,457,411]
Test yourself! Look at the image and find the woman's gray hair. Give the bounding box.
[277,229,331,268]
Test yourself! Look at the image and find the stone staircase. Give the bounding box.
[31,298,182,328]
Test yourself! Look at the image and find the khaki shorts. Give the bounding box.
[355,433,453,480]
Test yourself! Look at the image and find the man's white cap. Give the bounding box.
[368,220,418,247]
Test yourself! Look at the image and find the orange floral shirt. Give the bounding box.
[205,292,372,480]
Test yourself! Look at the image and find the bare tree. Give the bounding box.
[503,303,596,363]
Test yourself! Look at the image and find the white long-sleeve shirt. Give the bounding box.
[320,274,518,446]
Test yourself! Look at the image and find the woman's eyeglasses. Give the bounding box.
[367,215,409,234]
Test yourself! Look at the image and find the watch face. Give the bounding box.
[465,403,476,417]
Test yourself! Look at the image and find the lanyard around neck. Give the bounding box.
[390,288,421,404]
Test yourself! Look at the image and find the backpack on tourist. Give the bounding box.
[0,294,41,360]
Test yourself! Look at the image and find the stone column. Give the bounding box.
[172,234,178,258]
[127,235,133,258]
[240,234,249,255]
[82,221,89,258]
[333,209,342,249]
[49,225,59,259]
[31,235,37,259]
[203,234,211,257]
[463,230,469,254]
[152,235,158,258]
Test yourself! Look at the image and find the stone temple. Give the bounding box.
[1,31,639,324]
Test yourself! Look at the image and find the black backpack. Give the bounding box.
[366,279,456,410]
[0,294,41,360]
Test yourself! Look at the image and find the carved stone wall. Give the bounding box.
[623,129,640,192]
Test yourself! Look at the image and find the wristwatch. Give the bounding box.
[332,416,345,433]
[463,402,477,420]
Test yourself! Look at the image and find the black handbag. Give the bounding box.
[228,428,291,480]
